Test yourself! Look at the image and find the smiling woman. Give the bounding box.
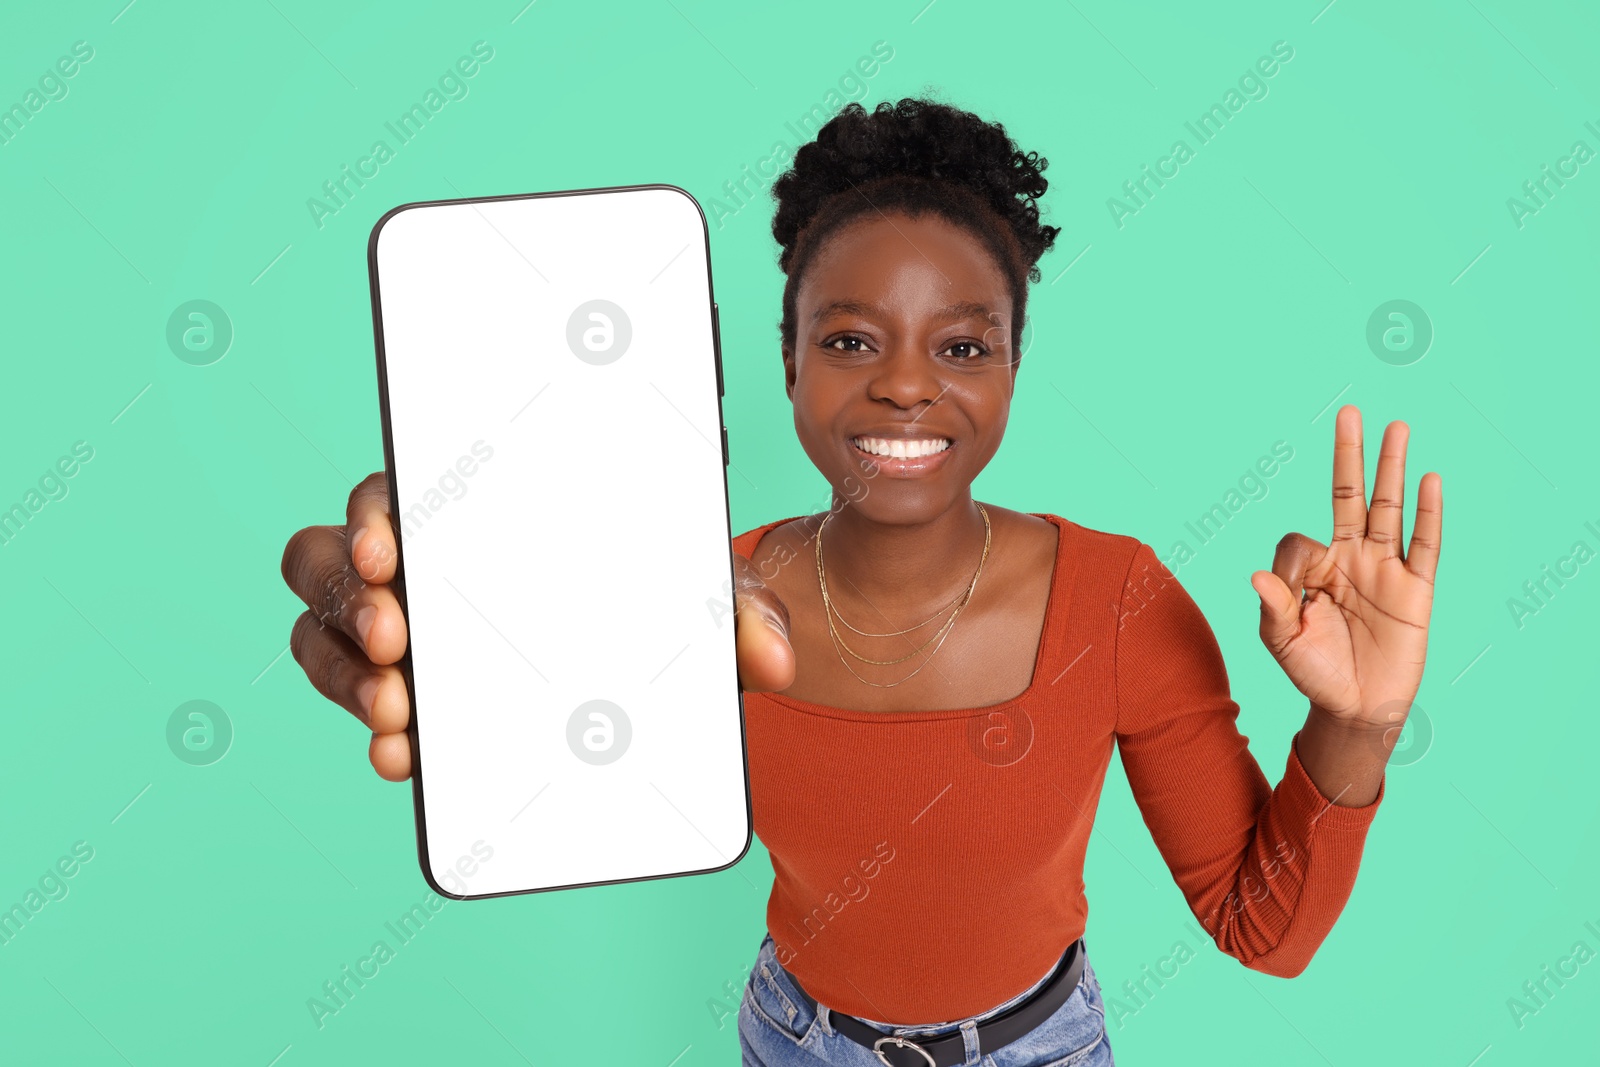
[718,96,1441,1067]
[278,92,1442,1067]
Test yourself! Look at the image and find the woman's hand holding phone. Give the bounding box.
[281,471,796,783]
[280,473,412,780]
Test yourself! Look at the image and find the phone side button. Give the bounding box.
[712,302,724,397]
[721,425,729,466]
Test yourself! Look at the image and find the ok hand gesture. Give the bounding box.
[1251,405,1442,740]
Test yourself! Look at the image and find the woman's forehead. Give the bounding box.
[800,214,1011,314]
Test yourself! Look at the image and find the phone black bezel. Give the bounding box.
[366,183,751,901]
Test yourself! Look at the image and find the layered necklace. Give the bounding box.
[814,503,992,688]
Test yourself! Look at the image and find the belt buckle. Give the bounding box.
[873,1034,936,1067]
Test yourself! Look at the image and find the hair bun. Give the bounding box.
[771,97,1059,277]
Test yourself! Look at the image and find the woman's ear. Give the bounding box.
[782,344,796,401]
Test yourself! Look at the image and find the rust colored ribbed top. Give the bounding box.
[731,512,1384,1025]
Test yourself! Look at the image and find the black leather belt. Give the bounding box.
[788,940,1084,1067]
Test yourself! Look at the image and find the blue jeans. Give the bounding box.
[738,934,1114,1066]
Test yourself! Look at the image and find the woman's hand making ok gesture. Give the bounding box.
[1252,405,1443,797]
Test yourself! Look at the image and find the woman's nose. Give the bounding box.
[866,343,945,409]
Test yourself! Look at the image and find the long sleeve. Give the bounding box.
[1112,541,1383,977]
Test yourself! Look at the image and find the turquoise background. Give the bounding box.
[2,0,1596,1063]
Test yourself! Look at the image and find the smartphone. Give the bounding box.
[368,184,749,899]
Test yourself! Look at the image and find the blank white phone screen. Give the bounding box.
[370,186,748,898]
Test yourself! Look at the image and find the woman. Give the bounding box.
[280,98,1441,1066]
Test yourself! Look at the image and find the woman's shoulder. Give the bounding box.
[731,513,817,563]
[1052,513,1144,555]
[987,505,1145,568]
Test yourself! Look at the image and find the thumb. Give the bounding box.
[1251,569,1301,658]
[736,599,796,693]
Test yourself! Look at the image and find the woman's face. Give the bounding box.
[783,211,1020,524]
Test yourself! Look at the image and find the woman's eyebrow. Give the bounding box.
[811,299,995,323]
[812,299,878,322]
[930,301,995,322]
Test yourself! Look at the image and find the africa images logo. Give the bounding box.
[566,300,632,365]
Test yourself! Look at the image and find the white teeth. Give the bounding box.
[851,436,951,459]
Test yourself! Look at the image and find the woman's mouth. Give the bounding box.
[849,435,955,477]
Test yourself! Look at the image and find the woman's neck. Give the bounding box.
[814,493,990,619]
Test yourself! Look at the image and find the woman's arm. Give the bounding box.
[1113,547,1382,979]
[1114,405,1440,977]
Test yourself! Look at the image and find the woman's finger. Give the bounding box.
[1405,471,1443,584]
[1366,421,1409,558]
[369,732,413,782]
[733,553,790,634]
[289,610,411,733]
[282,524,409,665]
[1271,532,1328,600]
[1251,568,1301,658]
[1330,405,1367,544]
[346,472,398,583]
[732,553,796,693]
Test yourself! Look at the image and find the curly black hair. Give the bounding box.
[770,96,1060,358]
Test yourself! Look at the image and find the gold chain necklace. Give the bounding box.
[827,570,970,639]
[816,505,990,658]
[814,503,992,687]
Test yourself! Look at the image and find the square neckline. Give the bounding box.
[739,511,1075,723]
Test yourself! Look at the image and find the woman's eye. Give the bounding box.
[822,336,987,359]
[944,341,987,361]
